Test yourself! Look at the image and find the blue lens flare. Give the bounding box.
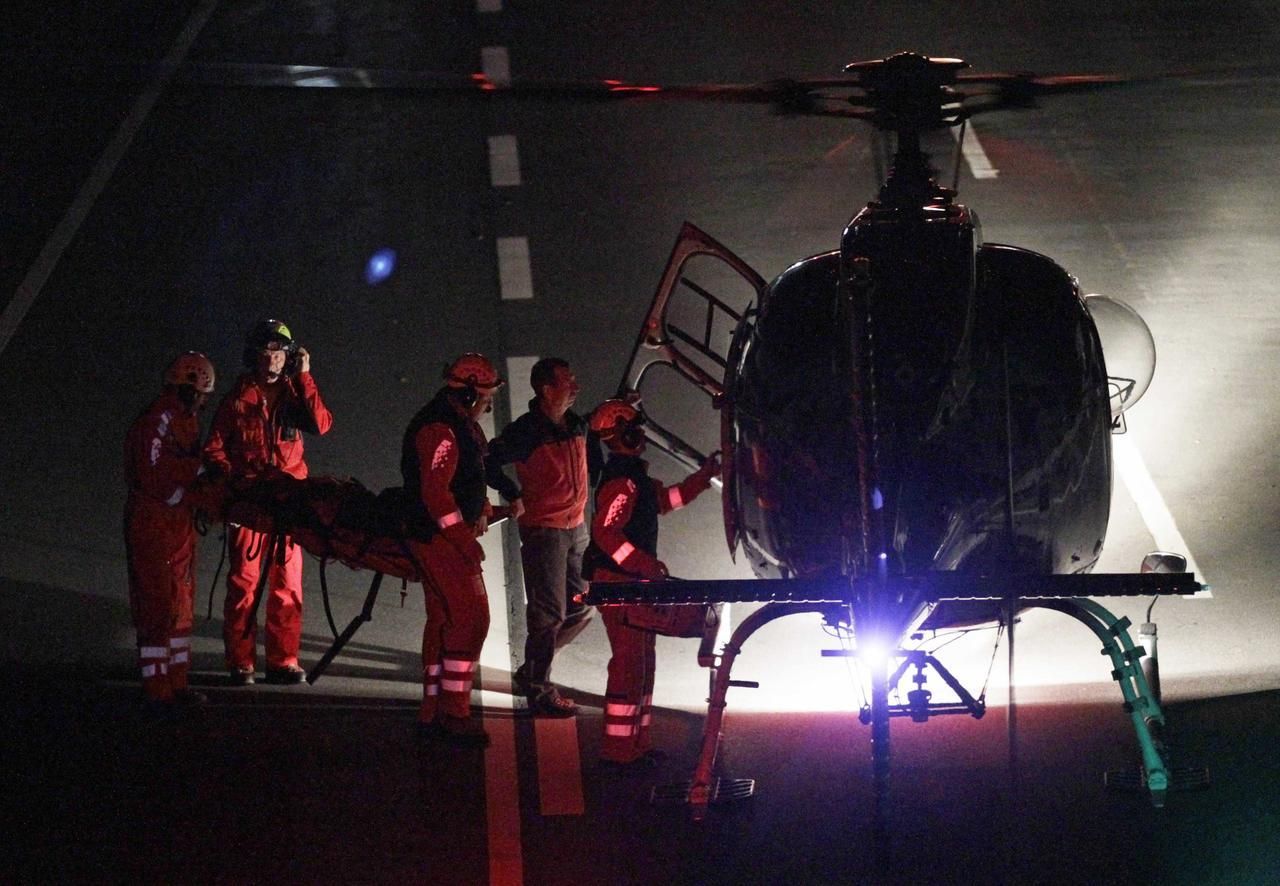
[364,248,397,285]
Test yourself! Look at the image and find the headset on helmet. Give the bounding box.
[443,352,503,407]
[590,398,646,449]
[242,318,297,369]
[164,351,216,394]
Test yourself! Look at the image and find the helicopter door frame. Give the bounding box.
[617,222,767,554]
[618,221,766,401]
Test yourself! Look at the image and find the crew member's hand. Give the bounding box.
[475,513,489,536]
[687,452,721,495]
[442,521,484,563]
[648,560,670,580]
[700,452,722,479]
[296,346,310,374]
[510,498,525,520]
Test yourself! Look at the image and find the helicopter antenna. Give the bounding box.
[950,118,967,192]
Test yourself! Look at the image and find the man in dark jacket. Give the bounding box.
[486,358,601,717]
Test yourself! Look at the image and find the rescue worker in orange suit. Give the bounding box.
[584,399,720,771]
[124,352,216,707]
[203,319,333,686]
[485,357,602,717]
[402,353,523,747]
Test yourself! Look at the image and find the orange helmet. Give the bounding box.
[590,399,645,448]
[444,352,503,392]
[163,351,216,394]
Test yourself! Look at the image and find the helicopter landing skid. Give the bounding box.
[669,601,834,821]
[1032,597,1208,807]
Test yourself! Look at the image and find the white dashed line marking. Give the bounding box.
[496,236,534,300]
[1113,434,1211,597]
[488,135,523,187]
[481,46,511,87]
[952,122,999,179]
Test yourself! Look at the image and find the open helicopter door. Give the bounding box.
[616,222,767,555]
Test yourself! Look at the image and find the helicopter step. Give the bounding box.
[651,777,757,811]
[1104,765,1211,805]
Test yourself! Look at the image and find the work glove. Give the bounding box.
[642,560,670,581]
[687,452,722,495]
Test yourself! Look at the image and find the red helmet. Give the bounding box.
[444,353,503,391]
[164,351,216,394]
[590,399,644,447]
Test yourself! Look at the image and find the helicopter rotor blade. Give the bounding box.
[948,71,1130,115]
[11,52,1279,126]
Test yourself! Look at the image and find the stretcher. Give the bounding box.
[196,472,507,683]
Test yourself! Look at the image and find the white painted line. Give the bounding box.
[477,688,516,708]
[0,0,221,359]
[484,713,524,885]
[488,134,523,187]
[535,717,586,815]
[284,65,342,88]
[291,75,341,88]
[476,0,504,12]
[481,46,512,88]
[951,123,999,179]
[715,602,733,653]
[477,410,523,884]
[1113,434,1211,597]
[496,237,534,300]
[505,356,539,413]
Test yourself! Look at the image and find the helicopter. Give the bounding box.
[569,52,1207,823]
[165,49,1213,831]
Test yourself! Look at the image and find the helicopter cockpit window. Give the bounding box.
[633,361,722,461]
[629,249,759,465]
[661,252,756,385]
[617,225,765,470]
[1083,294,1156,418]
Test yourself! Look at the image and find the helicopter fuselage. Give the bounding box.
[727,197,1114,618]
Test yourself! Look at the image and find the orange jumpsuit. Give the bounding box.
[402,391,493,724]
[588,454,714,763]
[123,391,203,701]
[204,370,332,672]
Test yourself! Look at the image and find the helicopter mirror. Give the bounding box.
[1084,294,1156,416]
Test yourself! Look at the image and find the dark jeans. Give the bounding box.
[519,522,592,694]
